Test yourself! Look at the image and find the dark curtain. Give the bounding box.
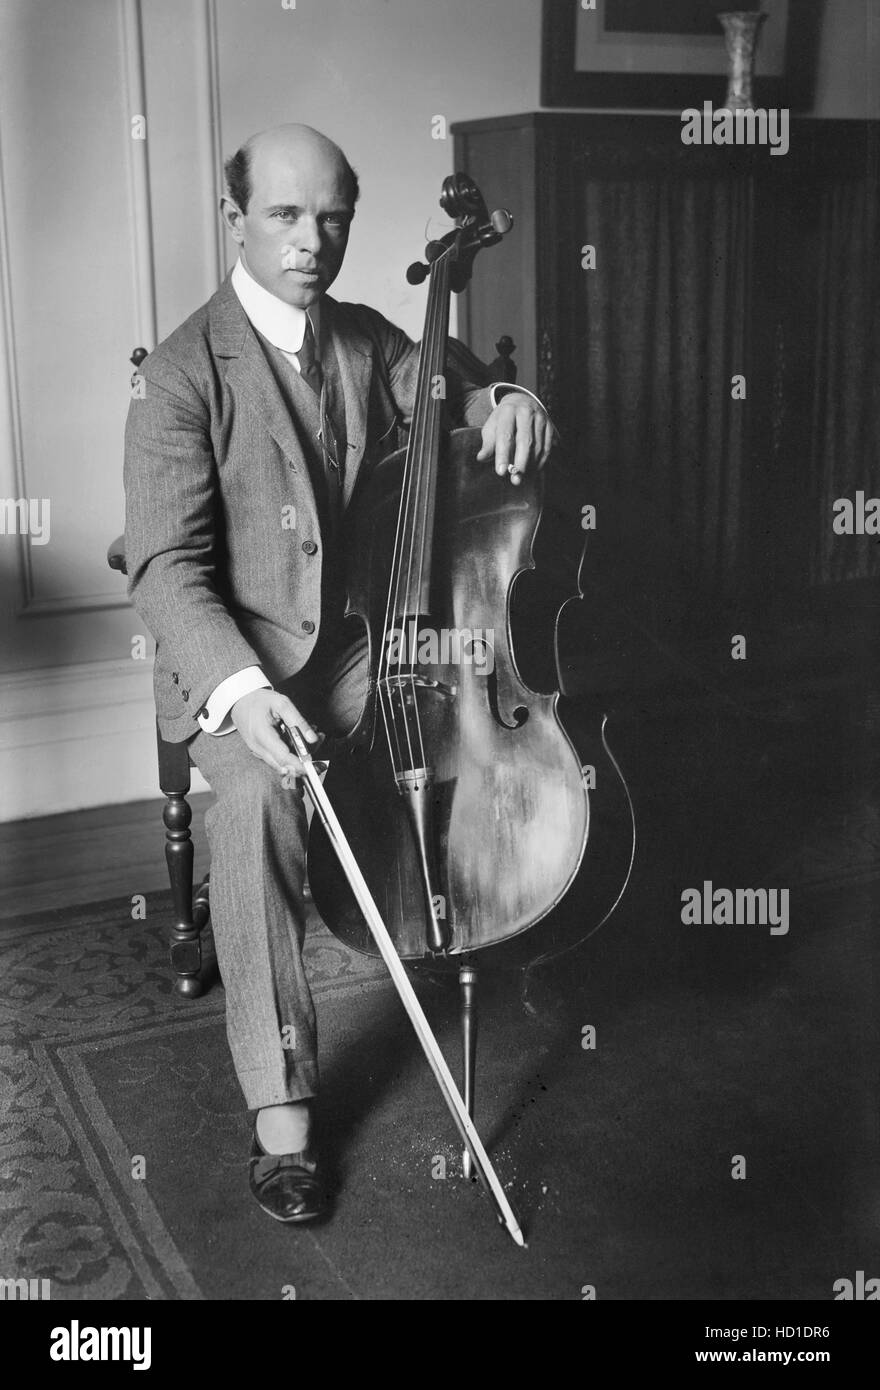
[560,158,878,625]
[566,171,753,646]
[809,170,880,585]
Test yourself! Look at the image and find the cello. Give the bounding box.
[304,173,635,1210]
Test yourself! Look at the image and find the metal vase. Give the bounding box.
[718,10,768,111]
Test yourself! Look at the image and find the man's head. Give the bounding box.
[221,124,359,308]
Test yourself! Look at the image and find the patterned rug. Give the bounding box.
[0,894,387,1299]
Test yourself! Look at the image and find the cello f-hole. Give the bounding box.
[484,661,530,730]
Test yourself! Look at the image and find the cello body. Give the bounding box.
[308,427,635,968]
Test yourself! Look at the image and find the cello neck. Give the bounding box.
[389,244,453,618]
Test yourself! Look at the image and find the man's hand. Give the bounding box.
[476,392,557,485]
[231,688,321,780]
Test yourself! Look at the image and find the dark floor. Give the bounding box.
[0,794,213,921]
[1,684,878,1299]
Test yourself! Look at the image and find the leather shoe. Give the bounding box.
[249,1122,330,1224]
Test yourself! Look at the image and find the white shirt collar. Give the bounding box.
[231,256,320,355]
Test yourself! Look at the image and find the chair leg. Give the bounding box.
[163,793,203,997]
[157,725,203,998]
[459,963,478,1179]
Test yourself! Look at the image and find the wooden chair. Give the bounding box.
[110,337,518,999]
[108,549,210,999]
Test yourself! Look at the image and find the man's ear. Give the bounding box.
[220,195,245,244]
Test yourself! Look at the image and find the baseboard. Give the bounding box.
[0,658,209,822]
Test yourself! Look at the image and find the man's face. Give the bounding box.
[225,142,354,308]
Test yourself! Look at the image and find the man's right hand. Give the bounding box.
[231,688,320,779]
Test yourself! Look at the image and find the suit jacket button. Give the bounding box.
[302,540,317,555]
[172,673,179,684]
[302,620,315,634]
[181,689,190,701]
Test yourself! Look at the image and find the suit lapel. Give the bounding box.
[323,299,374,507]
[214,296,308,469]
[208,277,376,506]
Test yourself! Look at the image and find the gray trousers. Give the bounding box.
[189,635,368,1110]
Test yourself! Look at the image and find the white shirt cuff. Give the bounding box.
[488,383,559,440]
[488,383,545,411]
[198,666,272,735]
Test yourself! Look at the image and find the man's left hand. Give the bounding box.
[476,392,558,485]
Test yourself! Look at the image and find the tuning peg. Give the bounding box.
[474,208,514,248]
[406,261,429,285]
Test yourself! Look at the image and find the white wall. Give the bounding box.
[0,0,876,819]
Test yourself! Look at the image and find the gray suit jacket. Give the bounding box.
[124,274,494,742]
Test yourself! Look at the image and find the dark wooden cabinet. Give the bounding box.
[453,113,879,697]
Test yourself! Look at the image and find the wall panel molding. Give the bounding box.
[0,656,208,821]
[0,121,31,613]
[19,591,135,619]
[119,0,158,353]
[6,1,157,621]
[199,0,225,290]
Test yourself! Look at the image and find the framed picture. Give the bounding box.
[541,0,823,111]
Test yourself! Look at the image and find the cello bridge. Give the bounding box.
[394,767,434,794]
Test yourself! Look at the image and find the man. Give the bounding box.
[124,124,555,1223]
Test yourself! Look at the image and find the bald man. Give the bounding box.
[124,124,555,1223]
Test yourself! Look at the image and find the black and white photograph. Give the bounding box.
[0,0,878,1338]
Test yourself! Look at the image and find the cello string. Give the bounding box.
[380,240,455,782]
[387,241,454,780]
[391,255,434,781]
[379,248,436,709]
[377,247,450,779]
[408,243,452,771]
[400,243,451,776]
[393,268,433,778]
